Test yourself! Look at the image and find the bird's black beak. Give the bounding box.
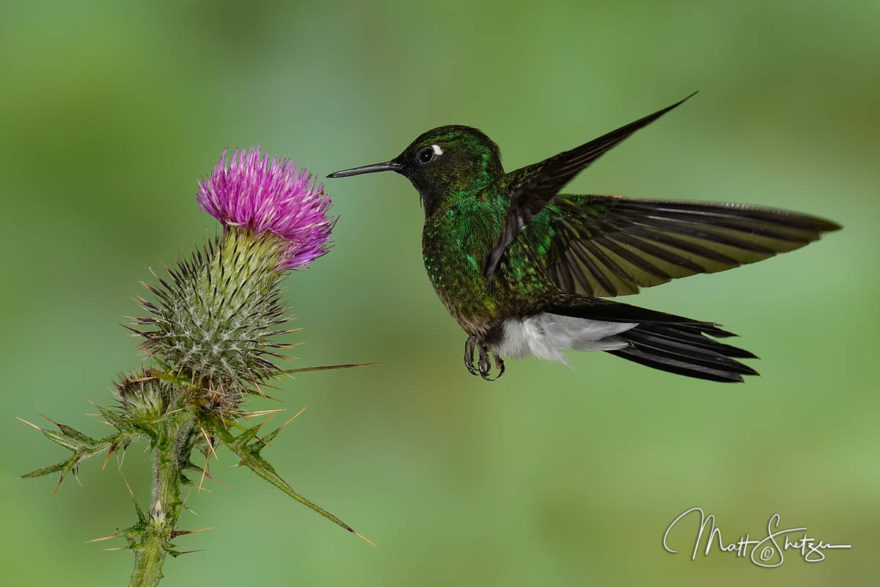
[327,160,403,178]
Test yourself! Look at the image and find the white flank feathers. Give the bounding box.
[491,313,638,366]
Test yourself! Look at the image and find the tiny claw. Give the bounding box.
[463,337,506,380]
[492,353,505,379]
[464,336,479,376]
[478,343,508,381]
[462,335,507,380]
[478,344,492,380]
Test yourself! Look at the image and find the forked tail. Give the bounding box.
[548,297,759,382]
[609,322,757,382]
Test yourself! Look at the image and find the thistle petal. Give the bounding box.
[197,148,336,269]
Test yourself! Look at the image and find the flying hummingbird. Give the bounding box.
[328,94,840,382]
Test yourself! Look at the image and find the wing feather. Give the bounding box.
[535,195,840,298]
[484,93,698,279]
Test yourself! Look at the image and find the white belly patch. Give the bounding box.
[490,313,638,366]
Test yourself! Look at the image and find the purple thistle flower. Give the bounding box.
[197,147,336,269]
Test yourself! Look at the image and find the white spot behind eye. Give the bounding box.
[431,144,443,156]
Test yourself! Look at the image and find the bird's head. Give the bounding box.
[328,125,504,214]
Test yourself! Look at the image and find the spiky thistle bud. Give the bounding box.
[133,148,336,415]
[114,371,172,424]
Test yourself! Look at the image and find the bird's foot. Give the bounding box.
[464,336,505,381]
[464,336,480,376]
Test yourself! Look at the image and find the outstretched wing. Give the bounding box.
[532,195,840,297]
[484,92,697,280]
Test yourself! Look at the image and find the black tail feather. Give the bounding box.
[610,323,758,383]
[640,325,757,359]
[548,296,759,382]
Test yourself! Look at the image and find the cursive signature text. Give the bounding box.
[662,507,851,568]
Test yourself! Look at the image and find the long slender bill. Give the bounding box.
[327,161,402,178]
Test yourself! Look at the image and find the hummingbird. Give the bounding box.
[328,94,840,382]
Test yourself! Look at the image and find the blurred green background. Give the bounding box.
[1,1,877,585]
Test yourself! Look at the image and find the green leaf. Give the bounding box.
[95,404,129,429]
[21,461,66,479]
[39,426,92,451]
[204,414,368,541]
[19,416,133,491]
[50,419,95,444]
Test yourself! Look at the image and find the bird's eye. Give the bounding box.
[417,147,435,164]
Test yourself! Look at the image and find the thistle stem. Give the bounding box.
[130,529,166,587]
[130,407,196,587]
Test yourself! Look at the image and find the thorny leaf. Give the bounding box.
[201,413,373,546]
[18,417,132,490]
[20,461,66,479]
